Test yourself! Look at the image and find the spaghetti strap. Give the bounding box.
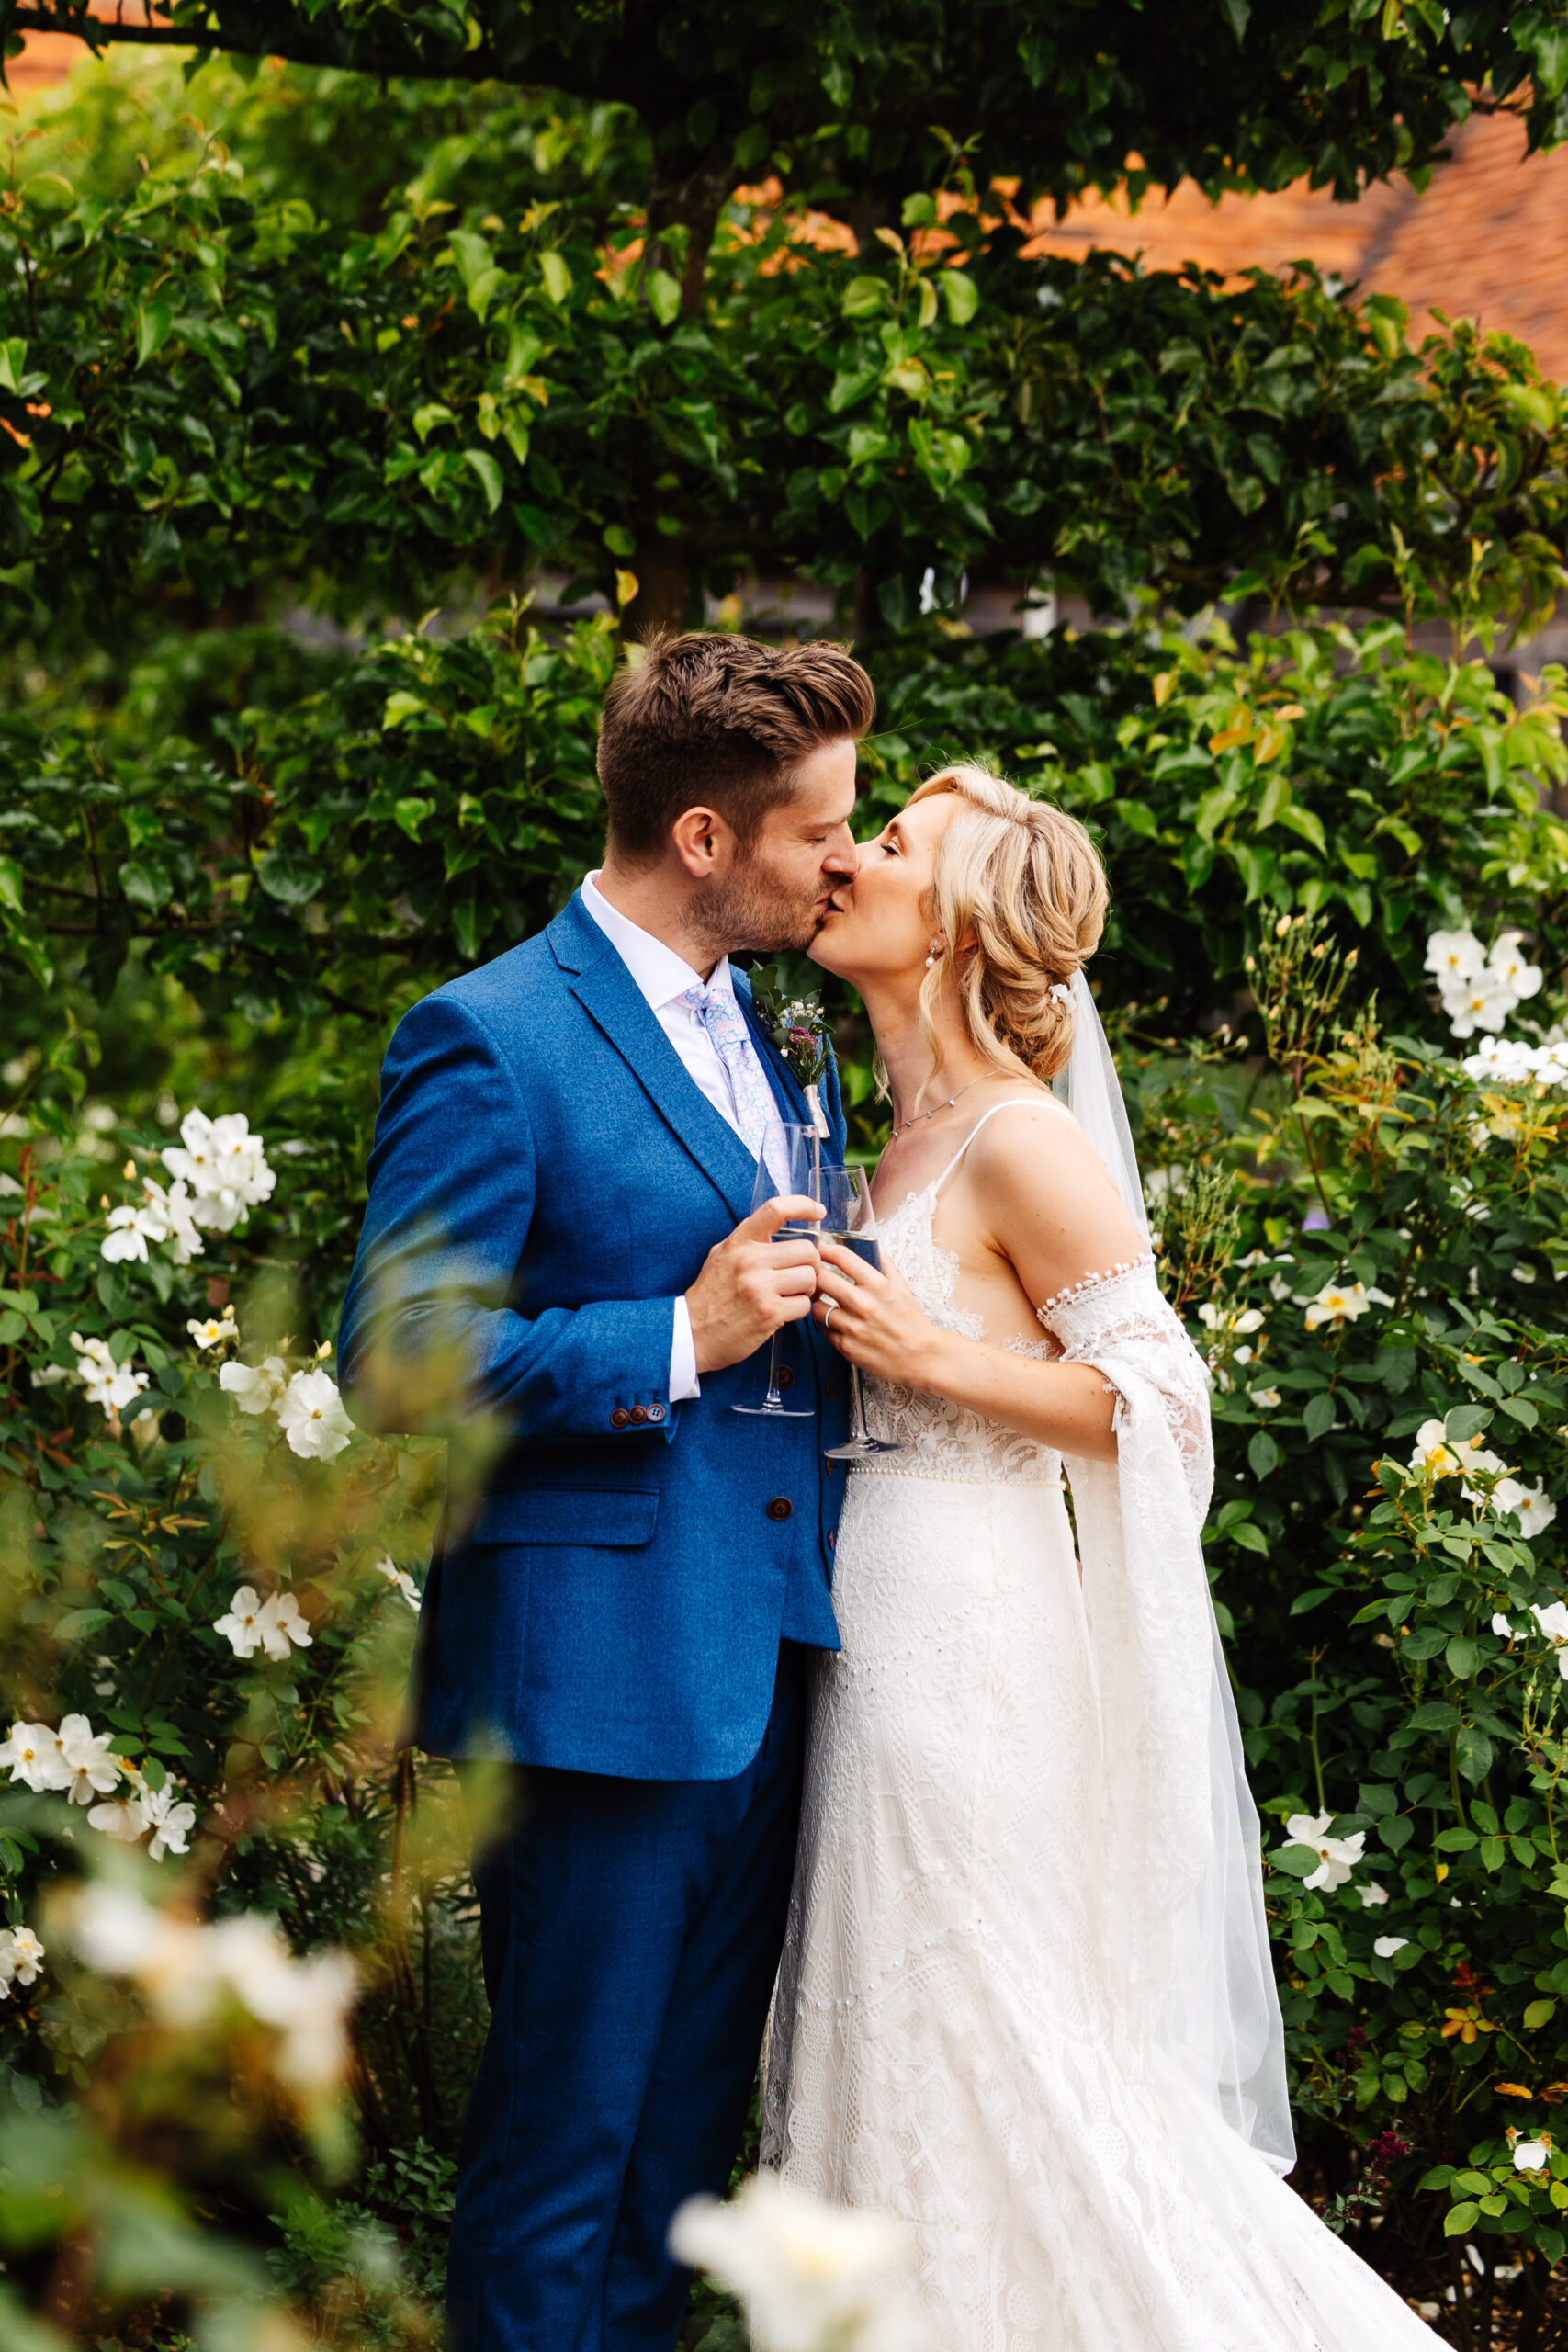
[931,1094,1066,1194]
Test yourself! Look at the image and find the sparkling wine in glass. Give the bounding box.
[732,1122,822,1419]
[821,1163,903,1460]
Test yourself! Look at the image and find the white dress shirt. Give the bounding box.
[580,871,752,1399]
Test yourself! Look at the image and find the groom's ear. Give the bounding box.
[671,803,738,879]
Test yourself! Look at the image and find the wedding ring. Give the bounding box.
[821,1299,840,1327]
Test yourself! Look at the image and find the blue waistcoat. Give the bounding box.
[337,891,850,1781]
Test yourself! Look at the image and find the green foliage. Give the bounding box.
[1,0,1561,224]
[3,70,1567,642]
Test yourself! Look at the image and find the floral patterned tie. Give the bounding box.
[678,979,791,1193]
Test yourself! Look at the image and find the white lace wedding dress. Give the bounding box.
[761,1110,1438,2350]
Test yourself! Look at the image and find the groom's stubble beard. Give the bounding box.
[683,844,832,965]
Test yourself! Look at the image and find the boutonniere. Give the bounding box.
[752,973,832,1140]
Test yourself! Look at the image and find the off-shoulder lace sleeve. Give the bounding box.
[1037,1257,1213,1526]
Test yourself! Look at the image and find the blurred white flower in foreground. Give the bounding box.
[1373,1936,1408,1960]
[1358,1882,1388,1908]
[220,1355,288,1414]
[276,1368,355,1461]
[671,2173,918,2352]
[1283,1811,1367,1894]
[1514,2138,1551,2174]
[0,1926,45,1996]
[65,1884,355,2091]
[375,1557,423,1614]
[214,1586,314,1661]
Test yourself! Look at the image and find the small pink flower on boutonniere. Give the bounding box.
[752,972,832,1140]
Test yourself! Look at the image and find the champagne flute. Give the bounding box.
[820,1163,903,1460]
[732,1122,823,1419]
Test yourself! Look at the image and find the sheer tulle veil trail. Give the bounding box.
[1053,972,1294,2174]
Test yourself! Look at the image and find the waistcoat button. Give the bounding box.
[765,1496,793,1521]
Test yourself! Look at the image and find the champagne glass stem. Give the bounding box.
[762,1331,785,1411]
[850,1361,872,1446]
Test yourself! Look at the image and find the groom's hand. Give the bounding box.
[685,1197,824,1375]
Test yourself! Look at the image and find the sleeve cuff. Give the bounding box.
[669,1295,701,1401]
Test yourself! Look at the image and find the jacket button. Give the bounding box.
[825,1379,837,1401]
[648,1403,666,1423]
[776,1363,795,1389]
[629,1405,648,1424]
[611,1408,629,1429]
[824,1457,835,1476]
[828,1530,837,1550]
[765,1497,793,1522]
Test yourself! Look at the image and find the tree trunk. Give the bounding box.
[625,538,695,642]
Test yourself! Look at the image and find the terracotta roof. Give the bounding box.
[1020,109,1568,385]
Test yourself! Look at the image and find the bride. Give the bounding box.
[760,766,1438,2348]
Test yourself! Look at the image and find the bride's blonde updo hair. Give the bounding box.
[908,764,1108,1091]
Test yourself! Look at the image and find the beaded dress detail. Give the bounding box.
[762,1107,1440,2351]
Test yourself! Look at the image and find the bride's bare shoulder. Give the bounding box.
[964,1092,1145,1270]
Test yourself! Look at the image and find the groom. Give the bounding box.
[338,632,875,2351]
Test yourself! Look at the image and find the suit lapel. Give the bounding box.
[552,897,761,1224]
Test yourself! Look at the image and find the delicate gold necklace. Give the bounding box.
[886,1073,992,1143]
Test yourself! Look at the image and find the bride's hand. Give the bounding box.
[812,1238,940,1384]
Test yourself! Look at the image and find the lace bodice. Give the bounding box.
[863,1133,1212,1521]
[861,1178,1063,1486]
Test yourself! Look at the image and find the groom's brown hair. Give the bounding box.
[597,632,874,864]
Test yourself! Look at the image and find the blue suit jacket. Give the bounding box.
[338,891,850,1781]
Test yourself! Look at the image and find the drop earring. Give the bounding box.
[925,939,943,970]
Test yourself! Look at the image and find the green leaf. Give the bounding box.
[463,448,503,514]
[842,276,888,318]
[1247,1429,1280,1478]
[646,269,682,328]
[1444,2202,1480,2237]
[940,269,979,326]
[1445,1636,1479,1679]
[1219,0,1250,40]
[53,1607,112,1641]
[1527,21,1568,97]
[382,692,426,729]
[1525,1998,1557,2030]
[1456,1724,1494,1785]
[1407,1700,1460,1732]
[393,797,434,842]
[539,251,572,305]
[254,850,324,908]
[1445,1403,1491,1443]
[0,854,25,913]
[136,300,173,367]
[119,858,173,911]
[1272,1842,1321,1879]
[1303,1391,1337,1442]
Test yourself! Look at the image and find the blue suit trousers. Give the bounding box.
[446,1644,808,2352]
